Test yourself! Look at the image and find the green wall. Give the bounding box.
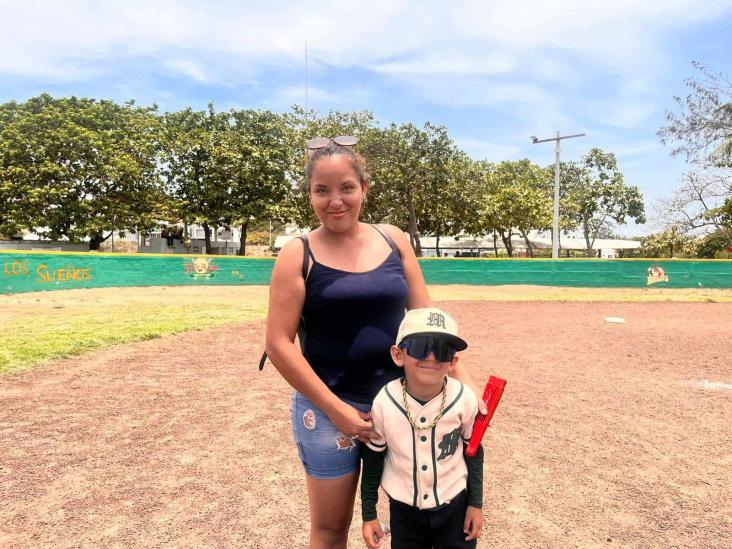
[2,251,731,294]
[1,252,273,294]
[419,257,732,287]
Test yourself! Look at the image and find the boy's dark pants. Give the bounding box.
[389,490,477,549]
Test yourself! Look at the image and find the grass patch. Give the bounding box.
[3,283,732,375]
[0,286,269,374]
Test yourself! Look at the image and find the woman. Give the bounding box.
[265,138,483,548]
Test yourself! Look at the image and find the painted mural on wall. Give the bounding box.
[4,258,93,285]
[646,265,670,286]
[184,258,219,279]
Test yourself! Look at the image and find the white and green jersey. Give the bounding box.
[366,377,479,509]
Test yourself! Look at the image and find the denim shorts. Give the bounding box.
[291,391,372,480]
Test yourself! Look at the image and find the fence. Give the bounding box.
[2,251,731,294]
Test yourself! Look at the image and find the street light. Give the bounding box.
[531,131,586,258]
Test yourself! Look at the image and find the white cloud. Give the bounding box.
[456,137,524,162]
[1,0,730,142]
[161,59,210,83]
[454,0,732,64]
[3,0,730,79]
[374,51,516,75]
[584,101,657,129]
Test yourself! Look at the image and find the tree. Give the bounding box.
[420,152,484,256]
[639,225,697,258]
[695,230,730,258]
[363,123,458,256]
[225,109,295,255]
[658,62,732,166]
[162,105,231,254]
[474,160,552,257]
[561,148,646,256]
[0,95,165,249]
[653,168,732,241]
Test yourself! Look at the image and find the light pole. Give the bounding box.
[531,131,585,258]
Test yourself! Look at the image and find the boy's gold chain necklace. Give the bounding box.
[401,377,447,431]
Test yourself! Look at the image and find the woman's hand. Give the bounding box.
[467,381,488,416]
[328,400,375,441]
[450,356,488,415]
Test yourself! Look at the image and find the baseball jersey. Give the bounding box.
[366,376,479,510]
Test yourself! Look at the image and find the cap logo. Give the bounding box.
[427,311,446,329]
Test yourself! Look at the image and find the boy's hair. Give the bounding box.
[396,307,468,351]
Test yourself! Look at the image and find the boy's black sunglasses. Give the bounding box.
[306,135,358,150]
[399,336,458,363]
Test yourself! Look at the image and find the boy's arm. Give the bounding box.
[464,443,484,508]
[464,443,484,541]
[361,445,386,521]
[362,394,388,549]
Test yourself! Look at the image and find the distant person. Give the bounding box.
[264,137,486,548]
[162,227,175,247]
[361,308,484,548]
[455,251,461,258]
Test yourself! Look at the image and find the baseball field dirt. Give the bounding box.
[1,300,730,548]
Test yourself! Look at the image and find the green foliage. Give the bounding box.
[362,122,468,255]
[561,148,646,256]
[715,195,732,226]
[477,159,552,257]
[162,105,230,252]
[221,109,294,254]
[0,95,165,249]
[639,226,698,258]
[1,96,652,255]
[695,230,731,258]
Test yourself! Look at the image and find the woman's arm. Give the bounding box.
[265,239,374,438]
[451,355,488,415]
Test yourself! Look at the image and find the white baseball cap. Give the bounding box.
[396,307,468,350]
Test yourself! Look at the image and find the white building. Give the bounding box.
[274,229,641,258]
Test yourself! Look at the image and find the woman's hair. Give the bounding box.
[304,143,370,190]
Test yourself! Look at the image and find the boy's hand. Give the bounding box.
[464,505,483,541]
[362,519,385,548]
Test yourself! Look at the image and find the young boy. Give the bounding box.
[361,307,484,549]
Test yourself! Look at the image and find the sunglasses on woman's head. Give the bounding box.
[306,135,358,150]
[398,336,458,363]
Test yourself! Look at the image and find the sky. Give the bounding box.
[2,0,731,236]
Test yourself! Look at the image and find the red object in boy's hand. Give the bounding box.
[466,376,506,457]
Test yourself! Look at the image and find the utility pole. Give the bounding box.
[305,43,309,116]
[531,132,586,258]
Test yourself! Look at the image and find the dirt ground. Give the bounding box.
[1,301,731,548]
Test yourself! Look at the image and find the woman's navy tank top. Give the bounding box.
[299,227,408,404]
